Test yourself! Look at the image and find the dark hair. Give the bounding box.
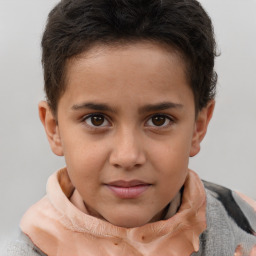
[42,0,218,114]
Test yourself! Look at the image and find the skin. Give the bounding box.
[39,42,214,228]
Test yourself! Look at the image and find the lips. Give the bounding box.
[106,180,151,199]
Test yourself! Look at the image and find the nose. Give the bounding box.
[109,128,146,170]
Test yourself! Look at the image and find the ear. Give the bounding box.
[190,100,215,157]
[38,101,64,156]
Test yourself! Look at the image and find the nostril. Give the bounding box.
[109,138,146,169]
[110,156,144,170]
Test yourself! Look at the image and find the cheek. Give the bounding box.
[148,133,192,190]
[150,134,192,170]
[64,142,108,201]
[63,136,109,181]
[154,147,189,199]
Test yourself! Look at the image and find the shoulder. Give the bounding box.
[203,180,256,236]
[2,231,47,256]
[196,181,256,255]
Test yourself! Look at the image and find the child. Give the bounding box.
[4,0,256,255]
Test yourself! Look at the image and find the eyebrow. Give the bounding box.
[71,101,183,113]
[139,102,183,113]
[71,102,116,113]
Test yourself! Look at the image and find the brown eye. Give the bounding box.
[146,114,172,127]
[152,116,166,126]
[91,115,104,126]
[84,114,109,127]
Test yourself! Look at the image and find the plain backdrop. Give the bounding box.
[0,0,256,241]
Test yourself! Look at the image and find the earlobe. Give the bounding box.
[38,101,64,156]
[190,100,215,157]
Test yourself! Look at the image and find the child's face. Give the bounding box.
[40,42,213,228]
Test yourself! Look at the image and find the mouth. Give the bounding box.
[105,180,151,199]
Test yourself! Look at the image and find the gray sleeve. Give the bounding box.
[2,231,47,256]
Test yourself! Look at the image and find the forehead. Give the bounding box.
[61,42,194,111]
[66,41,187,80]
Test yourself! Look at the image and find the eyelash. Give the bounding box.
[81,113,174,130]
[145,114,174,128]
[82,113,111,129]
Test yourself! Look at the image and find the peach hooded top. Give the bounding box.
[20,168,207,256]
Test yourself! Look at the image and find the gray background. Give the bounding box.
[0,0,256,242]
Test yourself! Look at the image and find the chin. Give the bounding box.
[106,213,153,228]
